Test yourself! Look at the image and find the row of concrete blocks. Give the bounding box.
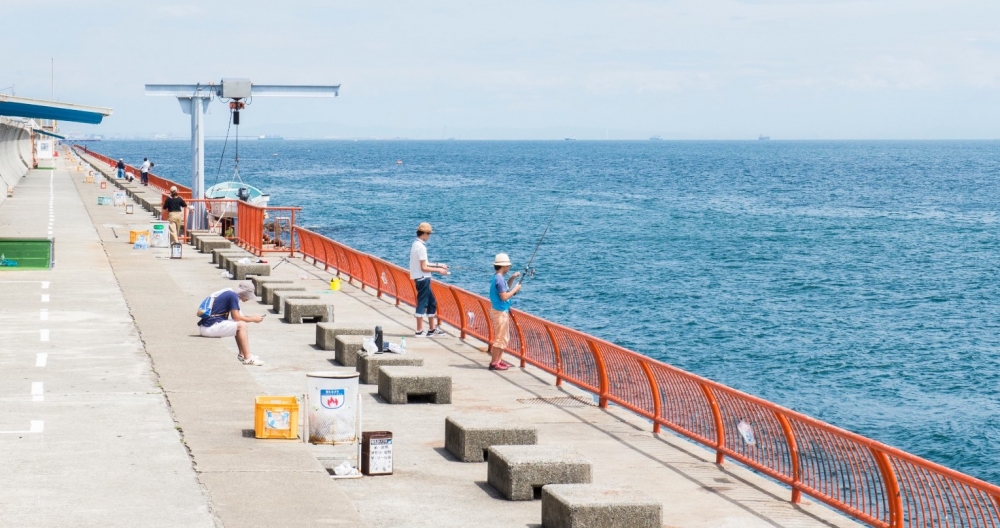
[248,277,335,325]
[314,323,453,404]
[446,416,661,527]
[185,233,272,281]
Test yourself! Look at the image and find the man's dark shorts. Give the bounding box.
[414,277,436,317]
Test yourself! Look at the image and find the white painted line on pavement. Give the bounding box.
[0,421,44,434]
[40,329,49,342]
[41,294,49,303]
[36,353,47,367]
[40,309,48,321]
[41,281,49,289]
[31,382,43,401]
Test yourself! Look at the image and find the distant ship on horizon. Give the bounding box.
[758,135,771,141]
[258,134,285,141]
[649,135,663,141]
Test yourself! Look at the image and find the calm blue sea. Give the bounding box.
[94,139,1000,484]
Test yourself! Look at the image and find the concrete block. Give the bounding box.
[220,253,253,271]
[334,335,367,367]
[445,415,537,462]
[283,298,333,324]
[250,277,292,296]
[357,353,423,384]
[272,291,320,313]
[316,323,372,350]
[262,284,304,305]
[198,238,231,253]
[188,230,214,246]
[541,485,661,528]
[230,262,270,281]
[487,446,592,501]
[377,366,450,404]
[212,248,248,265]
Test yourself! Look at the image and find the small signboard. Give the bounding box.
[170,243,183,259]
[361,431,393,476]
[113,191,126,207]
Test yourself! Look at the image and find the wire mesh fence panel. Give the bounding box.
[646,364,719,446]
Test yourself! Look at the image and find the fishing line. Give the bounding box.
[517,201,561,286]
[212,107,234,187]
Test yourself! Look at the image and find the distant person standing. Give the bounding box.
[139,158,151,186]
[164,186,187,243]
[487,253,521,371]
[409,222,449,337]
[115,158,125,179]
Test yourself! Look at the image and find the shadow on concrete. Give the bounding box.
[474,481,504,500]
[432,447,459,462]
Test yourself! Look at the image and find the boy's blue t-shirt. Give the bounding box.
[198,290,240,327]
[489,273,512,312]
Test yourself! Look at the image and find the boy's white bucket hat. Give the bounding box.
[494,253,512,267]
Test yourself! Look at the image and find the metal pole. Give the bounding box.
[193,98,206,229]
[180,96,209,230]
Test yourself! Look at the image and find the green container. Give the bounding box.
[0,238,54,269]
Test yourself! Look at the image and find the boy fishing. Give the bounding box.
[409,222,449,337]
[488,253,521,371]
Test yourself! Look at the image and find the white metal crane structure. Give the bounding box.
[145,79,339,228]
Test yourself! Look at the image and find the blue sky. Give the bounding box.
[3,1,999,139]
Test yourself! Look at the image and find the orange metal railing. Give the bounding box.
[293,224,1000,528]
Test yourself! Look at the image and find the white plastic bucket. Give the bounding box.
[306,370,360,445]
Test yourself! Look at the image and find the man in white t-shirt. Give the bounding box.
[139,158,151,186]
[409,222,449,337]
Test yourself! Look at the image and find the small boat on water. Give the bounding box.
[204,181,270,218]
[758,135,771,141]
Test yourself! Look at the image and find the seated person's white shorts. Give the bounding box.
[199,320,238,338]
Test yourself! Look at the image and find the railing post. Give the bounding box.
[639,362,662,434]
[544,325,563,386]
[511,311,527,368]
[479,298,494,344]
[369,256,383,298]
[700,383,726,464]
[871,449,903,528]
[774,412,802,503]
[289,210,296,257]
[450,288,467,339]
[587,340,609,408]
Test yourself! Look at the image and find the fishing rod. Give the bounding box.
[517,203,560,286]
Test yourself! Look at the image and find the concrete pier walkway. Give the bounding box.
[0,150,863,527]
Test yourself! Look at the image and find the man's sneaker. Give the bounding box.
[428,327,447,337]
[414,330,427,337]
[240,355,265,366]
[488,361,509,371]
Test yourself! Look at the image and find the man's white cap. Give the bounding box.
[494,253,512,267]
